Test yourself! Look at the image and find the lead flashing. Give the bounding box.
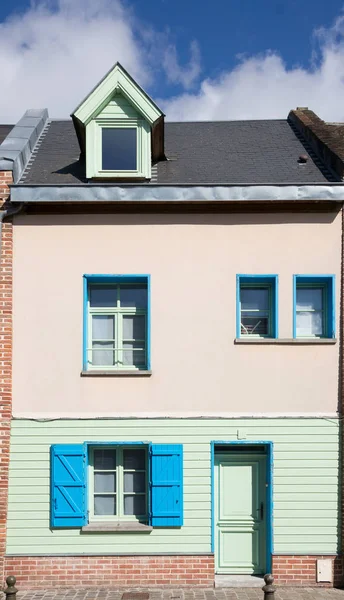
[9,183,344,203]
[0,109,49,183]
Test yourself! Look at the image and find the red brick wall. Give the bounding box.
[272,555,343,587]
[0,171,13,585]
[4,555,215,588]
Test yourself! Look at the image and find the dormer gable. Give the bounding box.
[71,62,165,180]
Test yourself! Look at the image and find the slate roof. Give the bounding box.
[0,125,14,145]
[19,119,335,185]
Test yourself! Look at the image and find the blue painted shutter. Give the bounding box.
[149,444,183,527]
[50,444,87,528]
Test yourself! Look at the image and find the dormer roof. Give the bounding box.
[71,62,165,162]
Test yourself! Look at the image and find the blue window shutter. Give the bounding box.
[50,444,87,528]
[149,444,183,527]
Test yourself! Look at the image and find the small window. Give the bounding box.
[294,275,335,338]
[90,446,148,522]
[237,275,278,338]
[84,275,150,371]
[101,128,137,171]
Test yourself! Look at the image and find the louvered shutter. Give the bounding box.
[50,444,87,528]
[149,444,183,527]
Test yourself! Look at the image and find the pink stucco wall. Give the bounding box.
[12,210,341,417]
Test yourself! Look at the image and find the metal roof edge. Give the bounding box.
[9,184,344,203]
[0,109,49,183]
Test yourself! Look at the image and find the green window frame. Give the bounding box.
[86,118,151,179]
[89,446,148,522]
[84,275,150,371]
[237,275,278,339]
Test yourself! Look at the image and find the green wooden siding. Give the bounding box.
[97,94,140,119]
[6,418,339,555]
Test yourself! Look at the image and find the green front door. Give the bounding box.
[214,452,267,574]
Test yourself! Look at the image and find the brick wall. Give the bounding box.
[0,170,13,585]
[272,555,343,587]
[4,555,215,588]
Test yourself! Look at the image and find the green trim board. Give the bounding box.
[7,418,339,556]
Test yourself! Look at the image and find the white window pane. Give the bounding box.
[123,315,146,340]
[123,449,146,470]
[90,286,117,307]
[124,494,146,516]
[94,473,116,493]
[94,495,116,515]
[120,285,147,308]
[241,315,269,336]
[123,343,146,366]
[94,449,116,470]
[296,311,323,336]
[241,288,269,310]
[124,472,146,493]
[296,288,323,311]
[92,316,114,340]
[92,342,114,366]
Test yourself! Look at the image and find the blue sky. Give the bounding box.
[0,0,344,121]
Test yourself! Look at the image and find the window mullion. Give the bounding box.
[118,447,123,519]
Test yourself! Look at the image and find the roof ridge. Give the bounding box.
[19,119,52,183]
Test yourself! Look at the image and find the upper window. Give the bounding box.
[83,275,150,371]
[294,275,335,338]
[237,275,278,338]
[102,128,137,171]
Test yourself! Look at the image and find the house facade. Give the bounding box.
[0,64,344,588]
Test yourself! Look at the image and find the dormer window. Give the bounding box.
[71,62,165,181]
[102,128,137,171]
[87,116,151,179]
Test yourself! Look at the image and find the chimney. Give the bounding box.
[288,108,344,180]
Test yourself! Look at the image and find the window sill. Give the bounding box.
[81,370,152,377]
[82,522,152,533]
[234,338,337,345]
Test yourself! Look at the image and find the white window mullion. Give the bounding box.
[118,447,123,519]
[117,313,123,367]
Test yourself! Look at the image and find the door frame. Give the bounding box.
[211,440,273,574]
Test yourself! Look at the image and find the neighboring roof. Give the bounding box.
[0,109,49,182]
[20,118,335,185]
[289,108,344,181]
[0,125,14,144]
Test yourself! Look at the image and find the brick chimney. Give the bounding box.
[288,108,344,180]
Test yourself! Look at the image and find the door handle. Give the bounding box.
[260,502,264,520]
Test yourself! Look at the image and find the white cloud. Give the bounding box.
[162,40,201,90]
[0,0,152,122]
[162,15,344,121]
[1,2,344,123]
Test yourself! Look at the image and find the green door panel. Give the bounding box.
[215,453,267,574]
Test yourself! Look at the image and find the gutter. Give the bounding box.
[9,183,344,204]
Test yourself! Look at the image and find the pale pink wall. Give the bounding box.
[12,211,341,417]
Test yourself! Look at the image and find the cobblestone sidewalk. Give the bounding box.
[16,588,344,600]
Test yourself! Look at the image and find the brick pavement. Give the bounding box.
[14,588,344,600]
